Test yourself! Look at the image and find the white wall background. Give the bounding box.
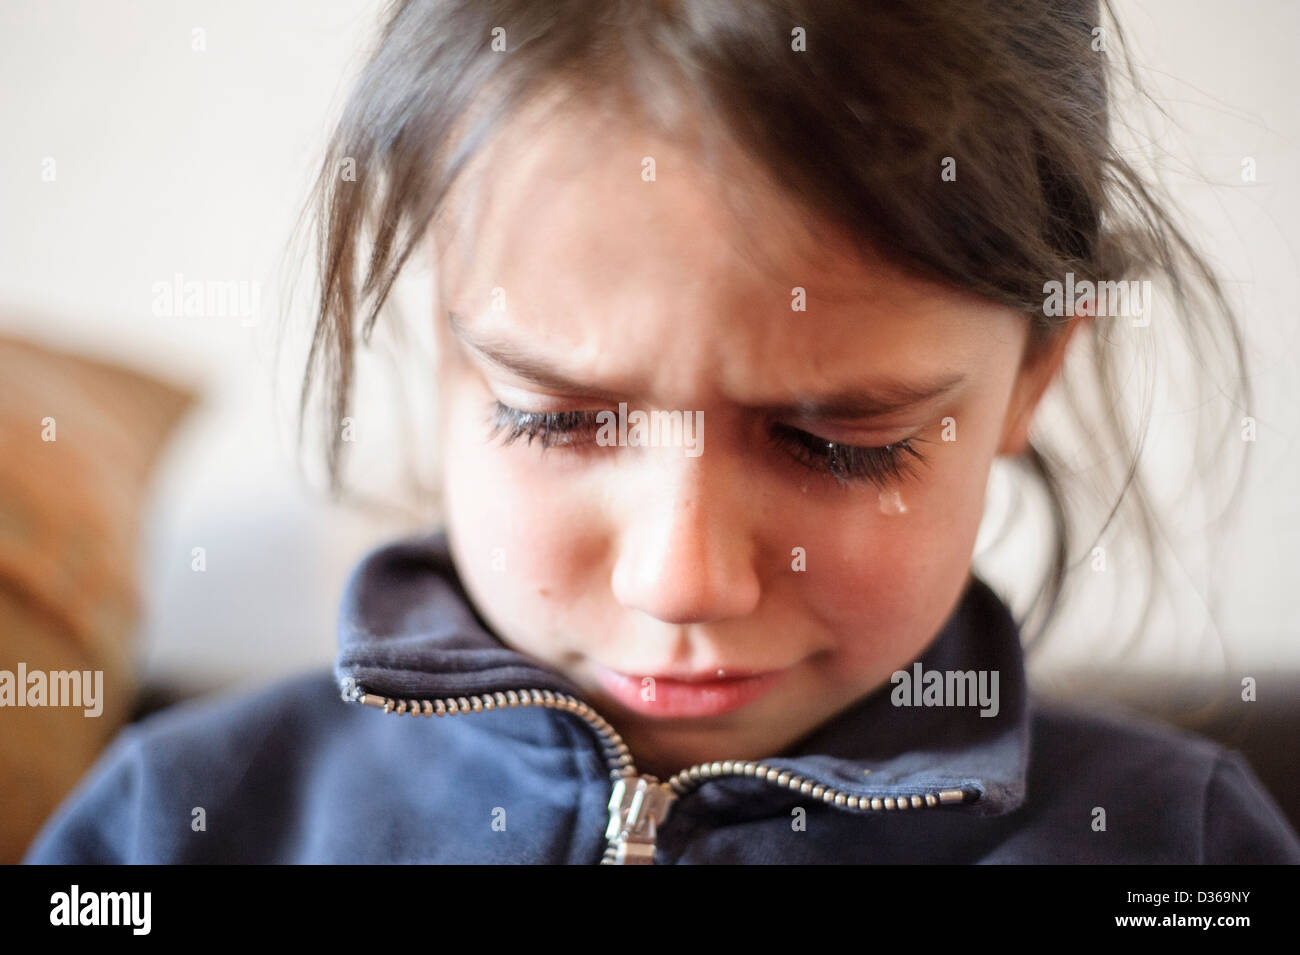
[1,0,1296,698]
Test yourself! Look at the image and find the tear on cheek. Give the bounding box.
[878,488,908,515]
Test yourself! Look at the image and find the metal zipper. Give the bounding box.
[339,677,978,864]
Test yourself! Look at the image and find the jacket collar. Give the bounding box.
[335,531,1029,816]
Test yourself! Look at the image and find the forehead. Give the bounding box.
[432,94,1021,400]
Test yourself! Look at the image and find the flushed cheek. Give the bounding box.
[791,477,970,601]
[787,478,987,686]
[801,555,969,703]
[444,503,598,670]
[441,409,627,661]
[793,534,931,670]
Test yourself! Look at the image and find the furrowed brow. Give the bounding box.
[759,373,966,419]
[447,310,964,417]
[447,310,602,394]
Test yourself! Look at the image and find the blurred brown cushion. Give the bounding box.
[0,333,194,862]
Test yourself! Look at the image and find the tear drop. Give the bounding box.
[878,488,907,515]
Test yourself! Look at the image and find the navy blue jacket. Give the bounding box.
[23,532,1300,863]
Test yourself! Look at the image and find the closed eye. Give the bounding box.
[483,399,928,489]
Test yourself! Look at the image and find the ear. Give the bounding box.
[997,315,1087,457]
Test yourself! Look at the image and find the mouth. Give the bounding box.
[590,663,792,719]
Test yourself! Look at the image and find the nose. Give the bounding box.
[609,447,762,625]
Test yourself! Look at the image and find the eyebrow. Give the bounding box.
[447,310,965,418]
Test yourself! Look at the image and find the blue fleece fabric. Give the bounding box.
[23,532,1300,863]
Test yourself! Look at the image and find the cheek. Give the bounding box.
[786,431,997,674]
[439,375,605,624]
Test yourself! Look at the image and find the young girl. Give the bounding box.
[25,0,1300,864]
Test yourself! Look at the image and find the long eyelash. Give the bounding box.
[484,400,598,450]
[485,399,928,489]
[769,423,928,489]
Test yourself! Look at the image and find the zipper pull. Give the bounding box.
[604,775,676,865]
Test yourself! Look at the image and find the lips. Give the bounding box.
[591,663,790,719]
[652,667,771,682]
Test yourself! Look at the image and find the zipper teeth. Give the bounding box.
[341,678,976,815]
[340,678,638,779]
[664,762,970,811]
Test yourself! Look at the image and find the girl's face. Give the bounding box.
[431,105,1057,778]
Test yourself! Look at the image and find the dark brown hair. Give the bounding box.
[288,0,1251,652]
